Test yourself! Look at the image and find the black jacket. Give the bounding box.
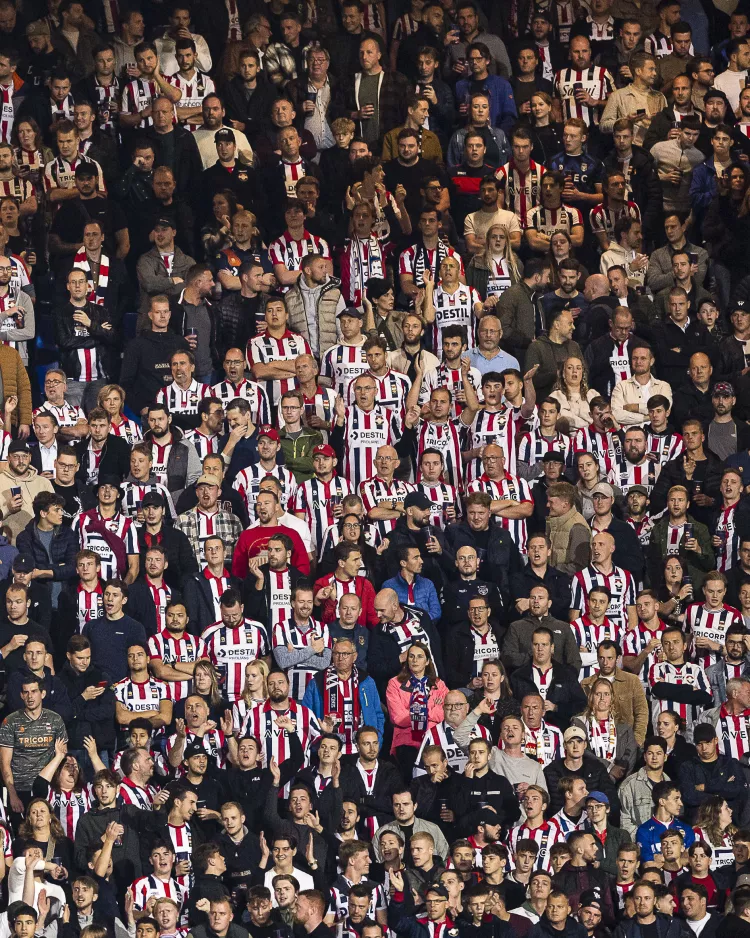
[444,522,521,607]
[6,665,72,722]
[648,450,724,527]
[135,523,198,590]
[444,620,505,689]
[145,125,203,201]
[15,519,78,586]
[597,517,646,584]
[651,317,713,391]
[509,565,573,624]
[119,330,191,416]
[677,753,748,823]
[340,757,403,830]
[57,659,116,749]
[602,146,662,240]
[126,578,183,638]
[384,516,455,589]
[441,576,505,633]
[553,862,617,926]
[54,300,118,382]
[543,753,620,820]
[510,662,587,730]
[367,608,445,694]
[74,433,132,487]
[584,334,643,398]
[223,74,279,144]
[182,570,242,635]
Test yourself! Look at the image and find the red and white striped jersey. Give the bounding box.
[415,419,464,492]
[241,699,321,768]
[420,362,483,420]
[150,439,173,488]
[44,154,105,194]
[685,603,742,669]
[73,510,138,582]
[495,160,546,228]
[166,822,193,890]
[118,776,158,809]
[148,630,209,702]
[156,380,211,416]
[262,566,293,630]
[338,237,387,307]
[507,819,565,870]
[247,329,312,405]
[233,463,296,521]
[648,660,711,739]
[360,475,415,540]
[466,473,532,551]
[320,343,369,398]
[113,677,169,721]
[47,787,91,840]
[268,229,330,275]
[627,514,655,548]
[341,404,402,489]
[129,874,185,912]
[110,417,143,446]
[348,369,411,420]
[121,482,175,521]
[272,618,332,700]
[606,340,632,386]
[183,429,219,462]
[465,405,524,482]
[571,426,622,475]
[554,66,614,125]
[34,399,86,429]
[572,565,636,631]
[0,82,18,142]
[201,619,270,703]
[392,10,420,40]
[211,378,271,425]
[121,78,158,127]
[414,720,491,775]
[712,705,750,764]
[623,619,666,691]
[589,200,640,240]
[525,203,584,237]
[426,284,481,355]
[692,826,733,869]
[645,30,693,57]
[615,881,636,910]
[607,457,659,495]
[715,502,741,573]
[383,614,433,657]
[646,429,685,466]
[165,729,227,771]
[165,70,215,128]
[0,175,33,204]
[518,428,570,467]
[292,475,354,557]
[416,481,460,530]
[570,614,623,680]
[295,385,337,444]
[552,808,587,837]
[75,582,104,633]
[398,243,464,289]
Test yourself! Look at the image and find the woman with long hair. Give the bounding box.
[202,189,238,260]
[12,118,53,193]
[703,163,750,306]
[317,513,382,583]
[467,658,520,743]
[655,709,697,778]
[232,659,269,733]
[573,678,637,780]
[657,556,693,627]
[386,641,448,779]
[97,383,143,445]
[15,798,73,871]
[550,355,599,430]
[173,660,228,724]
[466,225,523,303]
[33,739,92,842]
[0,197,26,257]
[694,796,736,869]
[528,92,564,165]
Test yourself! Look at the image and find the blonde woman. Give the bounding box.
[550,355,600,429]
[232,659,270,733]
[573,678,637,780]
[466,224,523,304]
[98,384,143,445]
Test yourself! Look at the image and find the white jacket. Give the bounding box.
[610,375,673,426]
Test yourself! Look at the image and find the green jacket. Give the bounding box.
[647,512,715,591]
[279,427,324,483]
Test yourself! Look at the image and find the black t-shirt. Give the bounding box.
[52,481,83,526]
[50,196,127,255]
[0,618,49,676]
[383,158,450,226]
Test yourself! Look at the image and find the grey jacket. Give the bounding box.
[136,246,196,314]
[645,241,708,294]
[374,817,449,861]
[705,657,750,706]
[503,614,582,672]
[525,336,585,401]
[618,767,671,838]
[570,717,638,776]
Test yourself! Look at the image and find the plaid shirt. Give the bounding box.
[174,508,243,566]
[264,42,299,85]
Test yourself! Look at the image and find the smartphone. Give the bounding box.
[636,108,646,116]
[305,90,317,103]
[684,522,694,539]
[689,252,698,265]
[97,681,108,687]
[573,82,583,95]
[11,486,21,498]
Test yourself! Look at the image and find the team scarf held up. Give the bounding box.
[324,664,361,748]
[73,248,109,305]
[406,674,429,733]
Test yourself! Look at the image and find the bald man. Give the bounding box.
[570,531,638,632]
[367,588,445,691]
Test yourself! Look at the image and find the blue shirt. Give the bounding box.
[455,75,518,135]
[636,815,695,861]
[382,573,441,622]
[83,614,147,683]
[469,348,519,376]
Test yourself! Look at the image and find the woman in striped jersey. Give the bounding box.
[694,796,736,871]
[33,738,91,841]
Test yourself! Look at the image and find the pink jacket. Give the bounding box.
[385,677,448,753]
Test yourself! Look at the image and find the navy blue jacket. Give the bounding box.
[16,520,78,584]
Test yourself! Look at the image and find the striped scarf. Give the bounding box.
[324,665,361,745]
[406,674,429,732]
[73,249,109,305]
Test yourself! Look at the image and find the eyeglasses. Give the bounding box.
[445,703,468,710]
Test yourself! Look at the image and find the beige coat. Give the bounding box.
[610,375,673,426]
[0,466,54,543]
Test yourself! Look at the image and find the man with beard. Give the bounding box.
[608,427,660,496]
[193,93,254,170]
[442,546,504,631]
